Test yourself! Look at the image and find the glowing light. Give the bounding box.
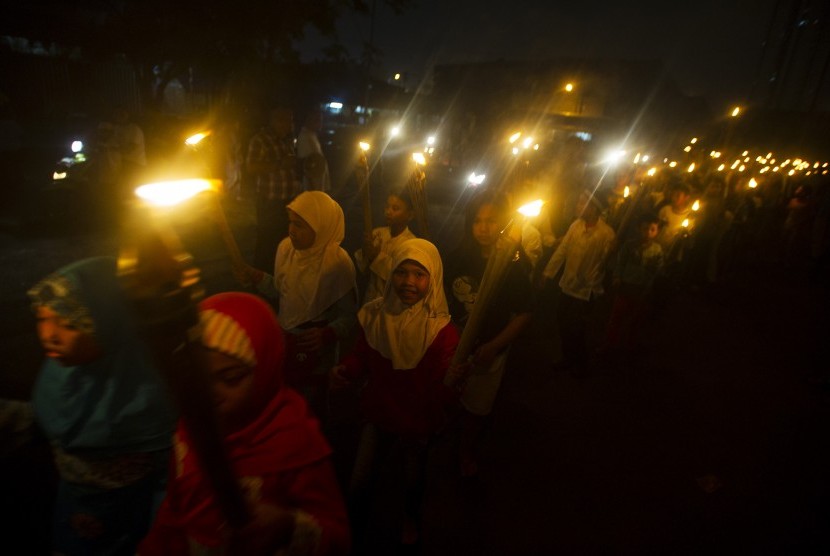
[522,137,534,149]
[426,136,436,146]
[773,167,780,172]
[647,167,657,177]
[688,163,696,173]
[509,132,522,144]
[633,153,641,164]
[624,186,630,198]
[71,140,83,153]
[359,141,371,152]
[390,126,401,137]
[512,147,520,155]
[814,162,820,169]
[731,160,740,169]
[185,132,209,146]
[669,161,677,168]
[731,106,741,117]
[788,169,795,176]
[739,165,746,172]
[692,200,700,211]
[766,152,773,159]
[681,218,690,228]
[394,73,401,80]
[748,178,758,189]
[467,172,486,186]
[517,199,545,217]
[565,83,574,92]
[684,146,692,152]
[823,163,828,168]
[642,155,650,162]
[135,179,215,207]
[717,164,725,171]
[603,149,627,165]
[328,101,343,110]
[533,144,540,150]
[53,171,67,180]
[807,171,812,176]
[412,152,426,166]
[760,167,769,173]
[691,137,698,144]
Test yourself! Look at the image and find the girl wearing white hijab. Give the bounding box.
[241,191,357,409]
[330,238,459,548]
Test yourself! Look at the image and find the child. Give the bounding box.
[354,189,417,304]
[330,238,459,548]
[139,292,350,555]
[603,214,665,354]
[656,182,692,259]
[27,257,177,555]
[445,189,533,477]
[237,191,357,413]
[541,188,616,375]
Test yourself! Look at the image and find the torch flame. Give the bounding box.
[135,179,216,207]
[517,199,544,217]
[681,218,690,228]
[692,200,700,211]
[185,132,210,146]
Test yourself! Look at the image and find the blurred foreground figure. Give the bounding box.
[28,257,177,555]
[140,292,350,555]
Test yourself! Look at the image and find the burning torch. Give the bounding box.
[445,199,544,387]
[408,152,430,239]
[118,178,249,528]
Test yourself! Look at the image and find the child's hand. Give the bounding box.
[329,364,350,390]
[233,262,262,287]
[229,501,294,555]
[446,360,472,389]
[362,232,380,263]
[472,342,499,369]
[295,327,328,352]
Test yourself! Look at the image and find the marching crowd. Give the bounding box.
[1,103,828,555]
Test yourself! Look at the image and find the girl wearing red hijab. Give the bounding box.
[139,292,349,555]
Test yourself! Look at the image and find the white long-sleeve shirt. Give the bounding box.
[543,218,615,300]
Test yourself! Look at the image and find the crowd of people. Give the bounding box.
[1,101,829,555]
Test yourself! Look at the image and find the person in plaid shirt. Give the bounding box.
[247,107,299,271]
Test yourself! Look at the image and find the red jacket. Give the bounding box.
[340,324,460,442]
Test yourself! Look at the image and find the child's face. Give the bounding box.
[205,348,256,431]
[671,190,690,210]
[36,306,101,366]
[641,222,659,241]
[384,195,413,231]
[472,203,503,249]
[287,209,316,250]
[391,260,430,306]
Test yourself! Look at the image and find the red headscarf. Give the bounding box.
[152,292,331,549]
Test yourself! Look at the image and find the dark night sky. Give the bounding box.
[300,0,782,107]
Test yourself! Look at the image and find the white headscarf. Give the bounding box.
[358,238,451,369]
[275,191,356,330]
